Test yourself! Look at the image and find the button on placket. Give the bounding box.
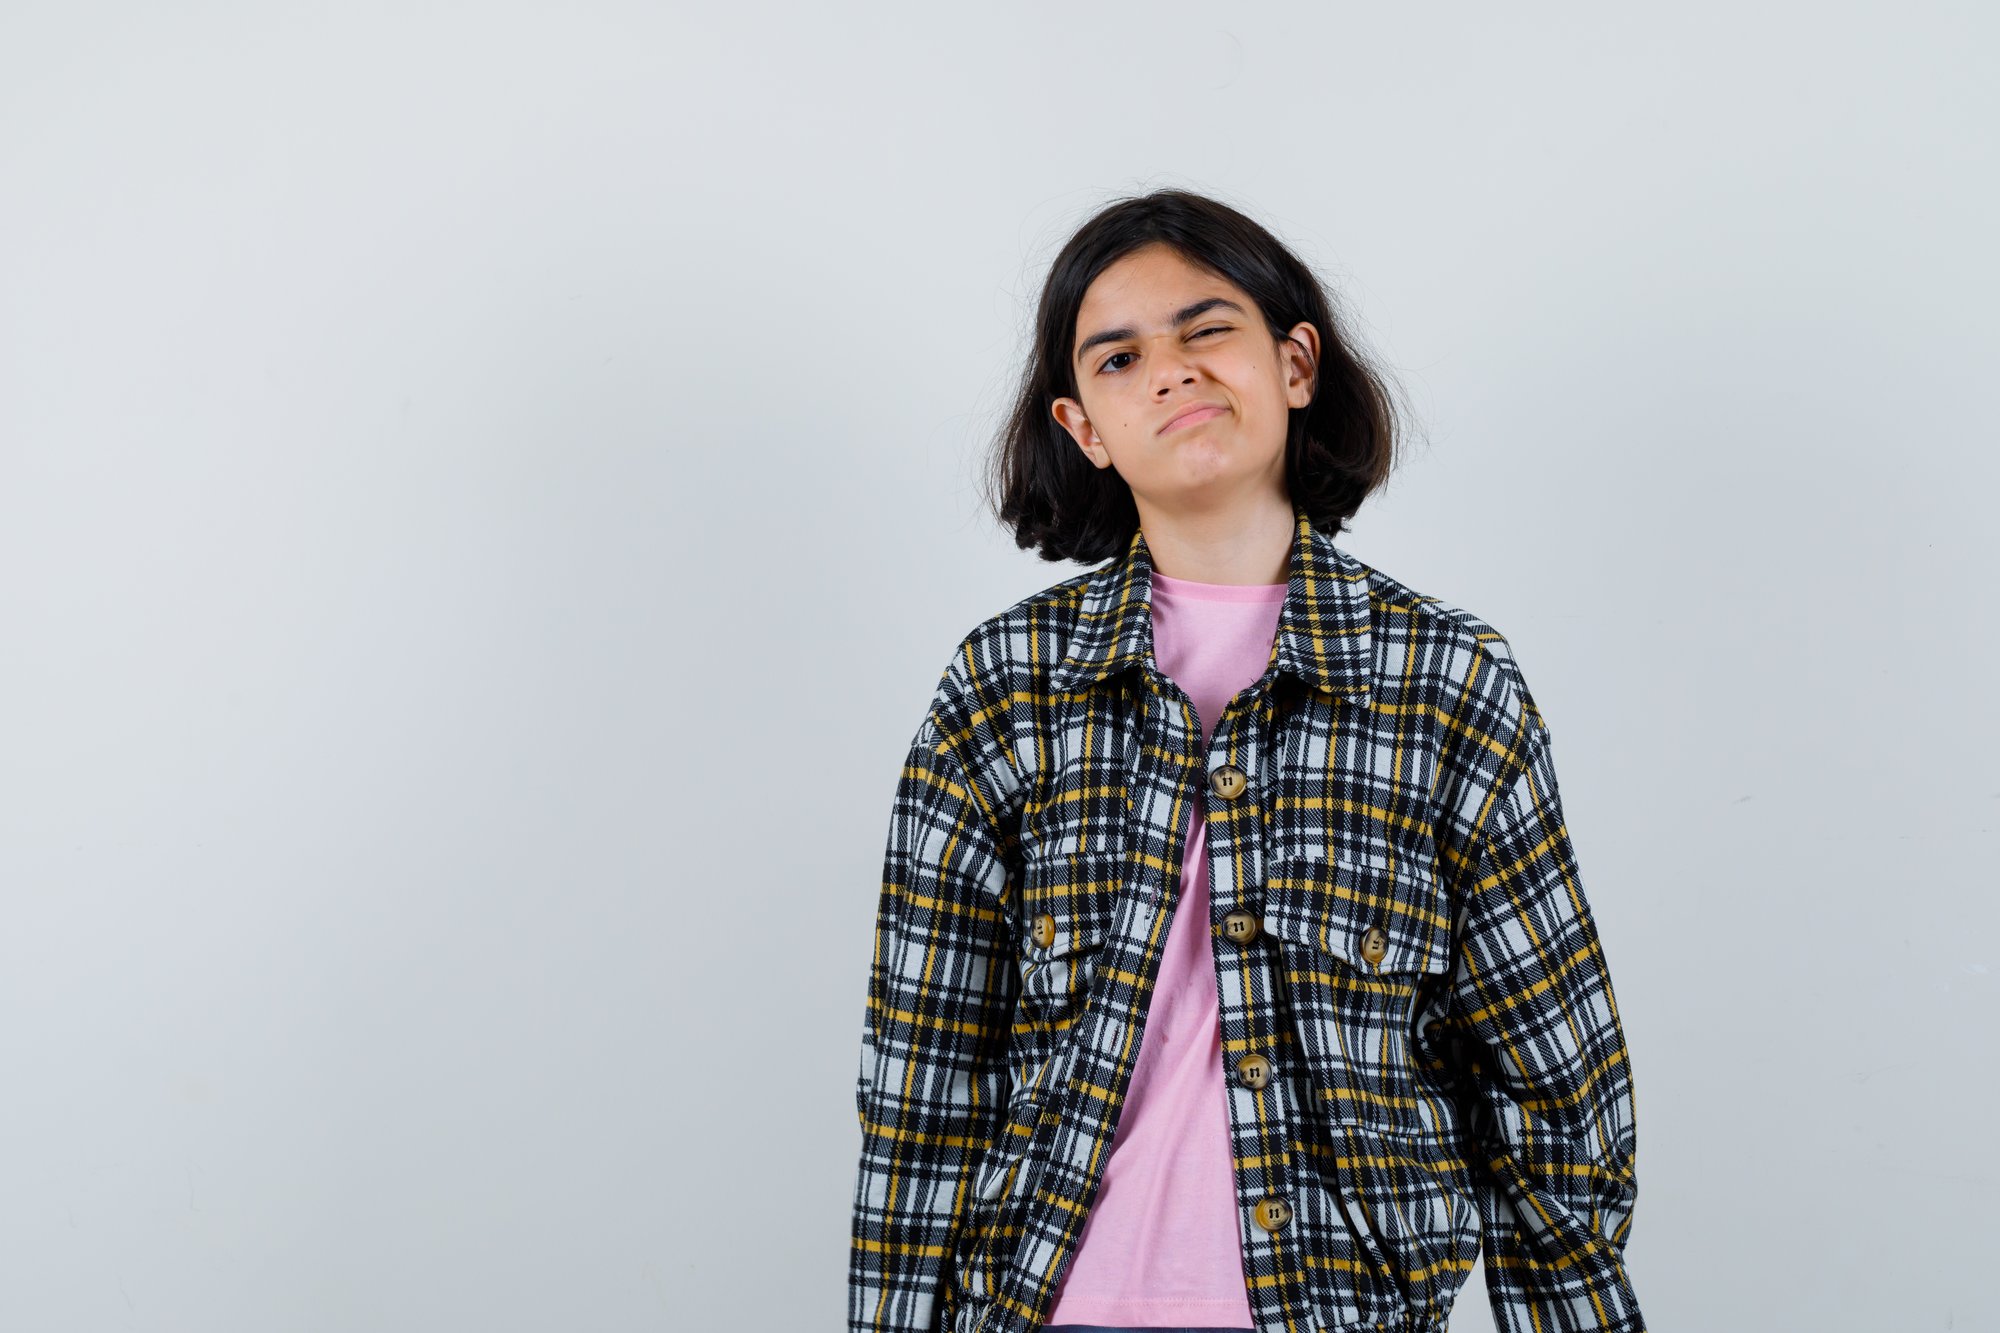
[1208,762,1248,800]
[1234,1051,1271,1090]
[1220,909,1260,944]
[1252,1194,1292,1231]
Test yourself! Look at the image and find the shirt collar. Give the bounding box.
[1048,503,1374,701]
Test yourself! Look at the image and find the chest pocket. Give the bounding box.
[1260,852,1453,1137]
[1015,850,1122,1030]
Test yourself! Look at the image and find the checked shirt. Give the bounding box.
[849,505,1645,1333]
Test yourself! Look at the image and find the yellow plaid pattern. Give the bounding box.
[850,505,1644,1333]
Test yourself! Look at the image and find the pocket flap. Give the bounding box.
[1261,853,1451,977]
[1020,850,1123,958]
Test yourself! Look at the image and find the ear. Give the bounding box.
[1282,322,1320,409]
[1051,397,1112,468]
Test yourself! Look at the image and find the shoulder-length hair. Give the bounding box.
[985,188,1405,564]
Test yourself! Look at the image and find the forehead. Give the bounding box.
[1075,244,1254,331]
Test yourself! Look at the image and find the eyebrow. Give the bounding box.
[1074,297,1248,367]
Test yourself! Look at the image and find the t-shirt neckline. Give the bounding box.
[1150,569,1289,603]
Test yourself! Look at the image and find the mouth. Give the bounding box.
[1159,403,1228,435]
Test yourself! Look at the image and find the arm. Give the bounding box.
[1449,705,1646,1333]
[848,683,1019,1333]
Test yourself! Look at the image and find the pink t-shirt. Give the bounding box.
[1044,567,1286,1329]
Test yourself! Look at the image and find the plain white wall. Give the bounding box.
[3,3,1995,1329]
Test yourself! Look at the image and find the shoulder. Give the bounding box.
[927,564,1100,707]
[910,565,1099,814]
[1347,551,1544,762]
[1337,552,1562,871]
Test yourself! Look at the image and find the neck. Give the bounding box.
[1135,493,1295,585]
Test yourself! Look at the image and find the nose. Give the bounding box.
[1146,334,1202,392]
[1151,359,1198,392]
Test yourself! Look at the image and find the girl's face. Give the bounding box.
[1051,242,1319,517]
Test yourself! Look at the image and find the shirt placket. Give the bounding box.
[1139,665,1329,1331]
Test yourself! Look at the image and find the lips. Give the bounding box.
[1159,402,1227,434]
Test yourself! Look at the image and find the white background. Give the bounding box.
[3,3,1995,1330]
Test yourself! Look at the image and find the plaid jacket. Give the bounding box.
[850,505,1644,1333]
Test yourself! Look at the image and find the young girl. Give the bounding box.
[849,189,1645,1333]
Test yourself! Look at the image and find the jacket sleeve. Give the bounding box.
[1449,704,1646,1333]
[849,687,1019,1333]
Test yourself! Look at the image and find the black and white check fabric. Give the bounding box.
[850,505,1644,1333]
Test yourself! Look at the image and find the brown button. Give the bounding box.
[1252,1196,1292,1231]
[1031,913,1057,949]
[1235,1052,1271,1090]
[1424,1019,1445,1044]
[1221,910,1260,945]
[1359,924,1389,966]
[1208,765,1248,800]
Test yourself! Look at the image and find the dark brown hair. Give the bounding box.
[984,188,1405,564]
